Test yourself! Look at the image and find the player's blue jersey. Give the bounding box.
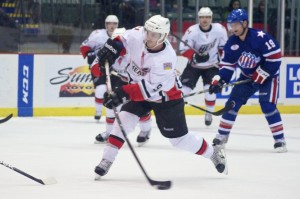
[219,28,282,83]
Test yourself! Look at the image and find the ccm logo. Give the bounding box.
[104,43,117,54]
[22,65,29,104]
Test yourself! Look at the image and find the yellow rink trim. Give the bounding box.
[1,105,300,117]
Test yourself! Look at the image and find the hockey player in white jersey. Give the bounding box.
[80,15,118,121]
[179,7,228,126]
[93,15,228,179]
[92,28,152,146]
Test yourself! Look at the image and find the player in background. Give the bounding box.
[92,28,152,146]
[80,15,118,121]
[209,9,287,153]
[179,7,228,126]
[93,15,228,179]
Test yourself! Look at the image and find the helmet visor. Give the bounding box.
[227,21,242,32]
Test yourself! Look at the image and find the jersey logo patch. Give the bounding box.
[163,62,172,70]
[230,44,239,50]
[238,52,260,69]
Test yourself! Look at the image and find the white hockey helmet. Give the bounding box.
[198,7,213,17]
[144,15,170,48]
[105,15,119,24]
[144,15,170,37]
[111,27,126,39]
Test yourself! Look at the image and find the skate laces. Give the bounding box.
[205,113,212,121]
[210,147,225,166]
[98,159,112,171]
[138,130,150,138]
[100,131,110,139]
[215,134,229,145]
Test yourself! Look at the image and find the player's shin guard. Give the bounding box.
[204,85,216,126]
[94,84,107,120]
[260,102,287,152]
[137,113,152,146]
[94,98,103,120]
[214,99,242,148]
[169,132,227,174]
[95,135,124,179]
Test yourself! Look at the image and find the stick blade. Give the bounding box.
[0,114,13,124]
[151,180,172,190]
[41,177,57,185]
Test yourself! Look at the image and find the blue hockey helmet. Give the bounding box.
[227,9,248,24]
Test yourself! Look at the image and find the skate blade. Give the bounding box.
[94,174,102,181]
[220,148,228,175]
[94,140,107,144]
[275,147,288,153]
[137,141,149,147]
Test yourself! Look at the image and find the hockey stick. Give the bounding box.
[170,31,200,55]
[0,161,57,185]
[183,79,252,98]
[0,114,13,124]
[185,101,235,116]
[105,61,171,190]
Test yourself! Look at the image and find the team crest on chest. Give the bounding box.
[131,62,150,76]
[238,52,261,69]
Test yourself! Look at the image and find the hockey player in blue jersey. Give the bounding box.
[209,9,287,153]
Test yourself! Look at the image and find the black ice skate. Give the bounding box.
[210,146,228,175]
[205,112,212,126]
[136,130,151,147]
[274,141,287,153]
[212,134,229,149]
[94,111,101,121]
[94,131,109,144]
[94,159,113,180]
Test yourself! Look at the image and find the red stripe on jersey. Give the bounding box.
[196,139,208,155]
[80,46,91,58]
[271,77,278,104]
[123,84,144,101]
[139,114,151,122]
[165,86,183,101]
[106,117,115,124]
[90,63,102,77]
[267,52,282,60]
[271,124,283,133]
[205,99,215,106]
[95,98,104,103]
[219,121,232,129]
[108,135,124,149]
[181,49,194,60]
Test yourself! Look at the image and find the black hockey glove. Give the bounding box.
[87,51,97,65]
[192,52,209,64]
[103,87,129,109]
[209,75,226,94]
[97,38,123,66]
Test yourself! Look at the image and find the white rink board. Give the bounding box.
[0,54,18,108]
[0,54,299,111]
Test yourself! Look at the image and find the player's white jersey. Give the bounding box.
[179,23,228,69]
[119,26,181,102]
[81,29,110,53]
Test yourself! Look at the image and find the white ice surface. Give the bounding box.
[0,114,299,199]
